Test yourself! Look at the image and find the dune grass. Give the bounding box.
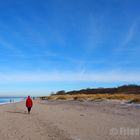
[40,93,140,103]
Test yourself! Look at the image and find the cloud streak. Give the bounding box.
[0,71,140,83]
[122,21,137,48]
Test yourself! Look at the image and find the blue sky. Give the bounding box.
[0,0,140,96]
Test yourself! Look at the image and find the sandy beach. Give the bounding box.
[0,100,140,140]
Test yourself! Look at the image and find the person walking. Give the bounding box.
[26,96,33,114]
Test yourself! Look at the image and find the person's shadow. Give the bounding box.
[6,111,27,115]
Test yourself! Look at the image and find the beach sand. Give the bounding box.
[0,99,140,140]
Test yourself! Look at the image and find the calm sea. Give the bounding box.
[0,97,24,105]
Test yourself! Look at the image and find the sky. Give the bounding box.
[0,0,140,96]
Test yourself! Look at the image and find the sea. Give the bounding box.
[0,97,25,105]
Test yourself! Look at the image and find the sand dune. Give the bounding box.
[0,100,140,140]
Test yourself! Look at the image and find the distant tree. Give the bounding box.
[56,90,66,95]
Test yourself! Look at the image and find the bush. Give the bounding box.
[56,90,66,95]
[129,98,140,103]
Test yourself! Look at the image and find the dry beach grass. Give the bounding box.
[41,93,140,103]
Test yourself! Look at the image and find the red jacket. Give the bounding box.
[26,96,33,108]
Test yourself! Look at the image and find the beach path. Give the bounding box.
[0,100,140,140]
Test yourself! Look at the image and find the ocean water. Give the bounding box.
[0,97,25,105]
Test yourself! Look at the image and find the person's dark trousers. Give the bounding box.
[27,107,31,114]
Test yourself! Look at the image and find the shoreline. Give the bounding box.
[0,100,24,105]
[0,98,25,105]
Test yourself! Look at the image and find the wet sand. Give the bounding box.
[0,99,140,140]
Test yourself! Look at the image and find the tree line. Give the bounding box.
[54,84,140,95]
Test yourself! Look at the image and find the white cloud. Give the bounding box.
[0,71,140,82]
